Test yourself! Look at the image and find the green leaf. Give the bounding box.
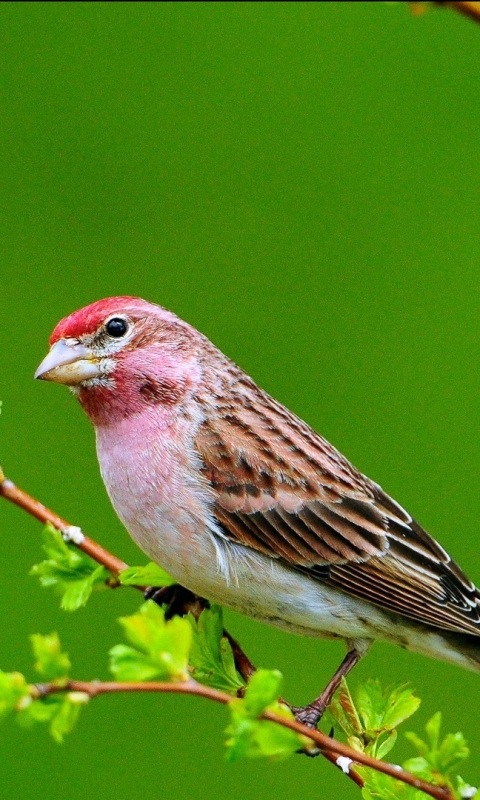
[438,732,470,773]
[109,600,191,682]
[327,678,363,738]
[17,696,60,727]
[328,678,420,760]
[375,729,398,761]
[360,769,425,800]
[188,606,244,693]
[30,633,71,681]
[109,645,170,682]
[405,712,470,778]
[119,562,175,587]
[425,711,442,751]
[31,524,110,611]
[17,693,87,743]
[49,694,85,743]
[0,671,29,719]
[224,667,304,762]
[356,679,420,733]
[225,708,301,762]
[243,669,283,717]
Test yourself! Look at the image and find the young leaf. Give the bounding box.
[30,633,71,681]
[360,769,425,800]
[119,563,175,587]
[49,693,86,743]
[356,679,420,733]
[31,524,110,611]
[17,692,87,743]
[225,711,301,762]
[188,605,244,693]
[243,669,283,717]
[0,671,29,719]
[109,600,191,682]
[405,712,470,777]
[225,668,305,762]
[328,678,420,759]
[327,678,363,738]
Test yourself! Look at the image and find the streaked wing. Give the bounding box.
[195,377,480,636]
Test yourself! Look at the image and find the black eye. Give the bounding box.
[105,317,128,338]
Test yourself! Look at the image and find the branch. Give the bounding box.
[437,1,480,23]
[410,1,480,23]
[0,470,454,799]
[32,677,453,799]
[0,470,127,575]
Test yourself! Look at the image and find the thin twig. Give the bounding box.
[0,471,453,799]
[435,1,480,23]
[0,473,127,575]
[33,678,452,800]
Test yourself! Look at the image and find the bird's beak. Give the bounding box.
[35,339,101,385]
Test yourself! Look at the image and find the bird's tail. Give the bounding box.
[399,624,480,673]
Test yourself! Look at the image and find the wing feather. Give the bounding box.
[194,379,480,637]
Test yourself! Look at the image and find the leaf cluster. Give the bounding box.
[2,521,477,795]
[31,524,110,611]
[0,632,87,743]
[326,679,476,800]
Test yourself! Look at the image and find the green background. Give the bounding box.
[1,2,479,797]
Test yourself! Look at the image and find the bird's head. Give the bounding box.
[35,296,203,424]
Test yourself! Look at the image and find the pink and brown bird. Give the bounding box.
[35,296,480,722]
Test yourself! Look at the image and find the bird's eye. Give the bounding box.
[105,317,128,338]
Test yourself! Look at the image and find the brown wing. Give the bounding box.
[195,377,480,637]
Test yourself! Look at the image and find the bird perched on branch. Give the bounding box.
[36,296,480,723]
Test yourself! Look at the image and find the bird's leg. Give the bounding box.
[291,648,361,728]
[144,584,209,620]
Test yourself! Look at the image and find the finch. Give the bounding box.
[35,296,480,715]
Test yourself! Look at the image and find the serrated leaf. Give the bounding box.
[110,601,191,682]
[119,563,175,587]
[49,696,83,743]
[243,669,283,718]
[339,678,363,732]
[356,680,420,734]
[437,732,469,773]
[375,729,398,760]
[0,671,29,719]
[404,731,429,758]
[328,678,363,738]
[17,696,60,727]
[406,713,470,778]
[425,711,442,751]
[30,632,71,680]
[402,756,431,776]
[225,708,300,762]
[360,769,424,800]
[381,686,421,730]
[188,606,244,693]
[109,644,169,681]
[31,524,110,611]
[17,690,86,742]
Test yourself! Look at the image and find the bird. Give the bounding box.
[35,296,480,723]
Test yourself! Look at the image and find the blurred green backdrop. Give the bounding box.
[1,2,479,798]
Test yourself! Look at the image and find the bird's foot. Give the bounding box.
[290,702,326,729]
[144,583,209,620]
[289,647,361,752]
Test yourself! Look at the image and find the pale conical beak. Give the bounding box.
[35,339,101,385]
